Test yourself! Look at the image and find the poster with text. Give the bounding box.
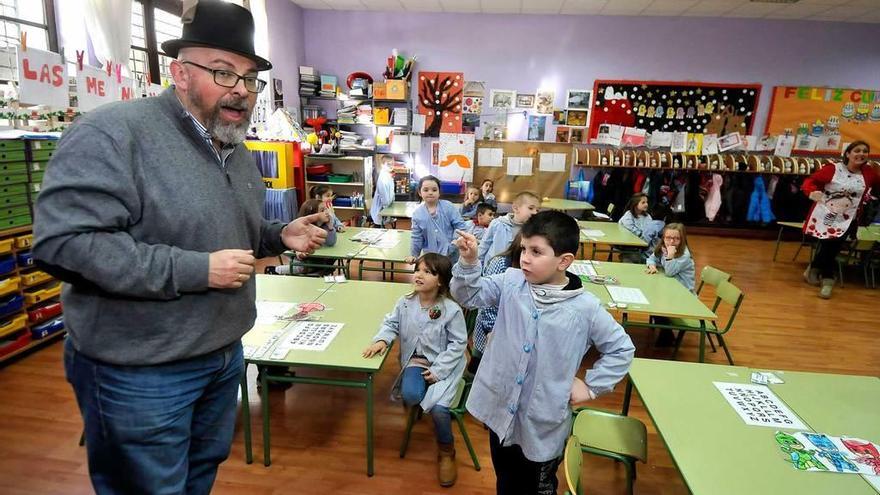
[765,86,880,156]
[17,47,69,108]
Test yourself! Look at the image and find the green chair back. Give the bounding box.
[697,265,731,294]
[714,280,744,334]
[564,435,583,495]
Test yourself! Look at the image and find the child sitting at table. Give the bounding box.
[362,253,467,487]
[265,199,337,276]
[451,211,635,494]
[618,193,657,263]
[477,191,540,264]
[405,175,470,264]
[480,179,497,207]
[471,202,497,241]
[645,223,695,345]
[460,185,483,219]
[309,185,345,232]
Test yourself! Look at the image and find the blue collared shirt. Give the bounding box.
[175,94,236,169]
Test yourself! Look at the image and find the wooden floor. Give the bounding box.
[1,233,877,495]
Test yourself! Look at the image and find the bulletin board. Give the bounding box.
[473,140,573,204]
[765,85,880,156]
[588,79,762,139]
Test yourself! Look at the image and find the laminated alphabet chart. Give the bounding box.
[714,382,807,430]
[269,321,345,357]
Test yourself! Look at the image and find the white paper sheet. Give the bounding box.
[506,157,533,176]
[352,230,385,243]
[670,132,688,153]
[270,321,345,356]
[539,152,567,172]
[702,134,720,155]
[774,135,795,157]
[411,114,426,134]
[607,286,649,305]
[255,301,298,325]
[580,229,606,238]
[568,261,597,277]
[478,147,504,167]
[714,382,807,429]
[648,131,672,148]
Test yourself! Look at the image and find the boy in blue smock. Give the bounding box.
[451,210,635,494]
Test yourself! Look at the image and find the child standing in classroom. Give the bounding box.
[468,232,522,374]
[480,179,497,207]
[362,253,467,487]
[645,223,695,345]
[370,154,396,227]
[478,191,540,264]
[451,211,635,494]
[265,199,337,275]
[618,192,657,263]
[470,202,497,241]
[460,185,483,219]
[406,175,470,264]
[309,185,346,232]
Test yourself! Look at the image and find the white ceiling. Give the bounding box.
[288,0,880,23]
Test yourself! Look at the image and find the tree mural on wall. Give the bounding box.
[418,71,463,137]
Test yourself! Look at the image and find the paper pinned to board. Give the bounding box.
[478,147,503,167]
[506,157,533,176]
[411,114,426,134]
[539,152,567,172]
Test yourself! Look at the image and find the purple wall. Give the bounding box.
[300,10,880,135]
[266,0,306,110]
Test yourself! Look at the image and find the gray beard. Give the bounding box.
[187,84,251,145]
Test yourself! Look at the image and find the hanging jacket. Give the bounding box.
[747,176,776,224]
[705,173,723,222]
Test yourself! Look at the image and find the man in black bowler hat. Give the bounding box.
[33,2,328,493]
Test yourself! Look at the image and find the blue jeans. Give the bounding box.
[400,365,454,445]
[64,338,244,495]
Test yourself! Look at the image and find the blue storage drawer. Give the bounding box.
[0,256,14,275]
[16,251,33,267]
[0,294,23,318]
[31,316,64,339]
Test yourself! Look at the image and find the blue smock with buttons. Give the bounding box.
[451,261,635,462]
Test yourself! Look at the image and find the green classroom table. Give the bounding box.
[282,226,376,277]
[351,228,414,280]
[241,275,411,475]
[541,197,594,211]
[622,358,880,495]
[858,225,880,243]
[577,220,647,259]
[592,261,718,362]
[379,201,464,220]
[773,221,810,262]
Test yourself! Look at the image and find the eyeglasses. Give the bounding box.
[181,61,266,93]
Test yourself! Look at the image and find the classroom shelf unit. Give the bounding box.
[304,154,372,225]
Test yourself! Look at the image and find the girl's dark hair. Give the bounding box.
[418,175,441,197]
[653,223,689,259]
[625,193,649,216]
[493,232,523,269]
[842,140,870,165]
[481,179,494,188]
[299,199,325,217]
[416,253,453,299]
[309,185,332,199]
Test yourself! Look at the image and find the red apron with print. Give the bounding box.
[804,162,865,239]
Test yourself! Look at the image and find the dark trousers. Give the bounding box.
[811,224,857,279]
[489,430,561,495]
[65,339,243,495]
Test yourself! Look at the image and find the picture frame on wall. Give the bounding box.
[566,110,588,126]
[535,89,555,114]
[556,126,571,143]
[516,93,535,108]
[552,109,567,125]
[570,127,586,143]
[489,89,516,109]
[566,89,592,110]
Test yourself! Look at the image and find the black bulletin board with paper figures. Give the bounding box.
[588,80,762,139]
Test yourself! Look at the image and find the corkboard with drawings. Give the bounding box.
[473,140,574,204]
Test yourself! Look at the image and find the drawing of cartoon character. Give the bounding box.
[638,104,647,117]
[841,102,855,120]
[842,439,880,475]
[822,191,859,227]
[855,103,870,122]
[666,107,675,119]
[686,107,695,119]
[655,105,664,118]
[871,104,880,122]
[804,433,859,473]
[776,432,828,471]
[676,107,685,119]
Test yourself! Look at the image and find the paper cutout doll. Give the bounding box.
[776,432,827,471]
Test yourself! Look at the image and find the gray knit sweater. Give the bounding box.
[33,88,286,365]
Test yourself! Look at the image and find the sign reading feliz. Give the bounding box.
[781,86,880,104]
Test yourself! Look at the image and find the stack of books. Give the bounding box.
[299,66,318,97]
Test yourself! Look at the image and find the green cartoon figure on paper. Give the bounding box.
[776,432,828,471]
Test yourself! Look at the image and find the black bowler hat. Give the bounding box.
[161,0,272,71]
